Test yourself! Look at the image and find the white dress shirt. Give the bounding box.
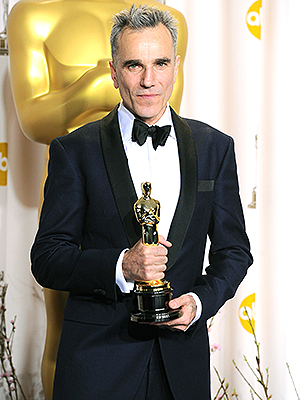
[118,101,181,237]
[115,102,201,327]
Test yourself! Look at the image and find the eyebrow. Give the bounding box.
[122,57,172,68]
[155,57,172,64]
[122,59,141,68]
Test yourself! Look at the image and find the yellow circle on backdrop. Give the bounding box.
[0,142,8,186]
[246,0,262,40]
[239,293,256,334]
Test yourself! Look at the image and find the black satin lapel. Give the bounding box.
[167,109,198,269]
[99,106,140,247]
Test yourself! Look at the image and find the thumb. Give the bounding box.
[168,299,179,309]
[158,235,172,248]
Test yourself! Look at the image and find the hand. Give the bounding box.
[122,236,172,282]
[155,294,197,332]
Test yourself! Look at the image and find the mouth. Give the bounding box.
[136,93,159,101]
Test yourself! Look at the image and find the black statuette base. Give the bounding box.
[130,279,182,323]
[130,308,182,323]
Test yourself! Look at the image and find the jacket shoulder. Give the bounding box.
[54,120,101,147]
[183,117,232,144]
[53,106,118,148]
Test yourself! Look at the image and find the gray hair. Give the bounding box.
[110,4,178,64]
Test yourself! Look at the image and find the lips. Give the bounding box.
[137,94,159,100]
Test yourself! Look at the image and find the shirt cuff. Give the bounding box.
[115,249,134,293]
[184,292,202,331]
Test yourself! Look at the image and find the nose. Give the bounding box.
[140,66,155,88]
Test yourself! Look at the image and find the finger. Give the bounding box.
[156,319,188,332]
[158,235,172,248]
[142,248,168,266]
[169,294,194,310]
[168,299,179,309]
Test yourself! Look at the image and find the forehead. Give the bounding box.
[117,24,174,59]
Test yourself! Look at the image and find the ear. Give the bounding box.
[173,55,181,84]
[109,60,119,89]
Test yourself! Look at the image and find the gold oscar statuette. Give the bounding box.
[130,182,182,323]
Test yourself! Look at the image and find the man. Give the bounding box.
[31,4,252,399]
[7,1,186,398]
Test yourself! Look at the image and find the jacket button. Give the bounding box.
[94,288,106,296]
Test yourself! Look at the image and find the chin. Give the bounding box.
[134,108,162,123]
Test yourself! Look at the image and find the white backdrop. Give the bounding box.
[1,0,300,398]
[169,0,261,395]
[0,55,45,398]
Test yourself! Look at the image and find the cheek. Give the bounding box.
[162,77,176,98]
[118,76,136,96]
[159,71,177,89]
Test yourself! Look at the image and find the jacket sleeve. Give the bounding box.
[31,138,119,299]
[193,136,253,324]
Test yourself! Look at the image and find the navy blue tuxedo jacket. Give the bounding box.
[31,106,252,399]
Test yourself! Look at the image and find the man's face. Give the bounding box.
[109,23,180,125]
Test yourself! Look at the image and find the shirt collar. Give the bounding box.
[118,101,175,144]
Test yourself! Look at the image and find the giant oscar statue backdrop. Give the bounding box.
[7,1,187,398]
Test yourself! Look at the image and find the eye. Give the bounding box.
[155,59,171,69]
[156,61,167,67]
[128,62,142,71]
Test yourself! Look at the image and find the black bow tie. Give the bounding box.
[132,119,171,150]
